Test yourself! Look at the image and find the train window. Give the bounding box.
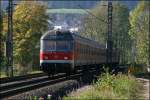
[89,47,90,55]
[83,46,84,55]
[81,45,83,54]
[42,40,56,51]
[56,41,72,51]
[42,40,72,51]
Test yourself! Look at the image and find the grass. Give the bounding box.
[0,72,7,78]
[0,70,43,78]
[63,70,142,100]
[28,70,43,74]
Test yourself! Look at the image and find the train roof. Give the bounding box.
[41,30,106,49]
[72,33,105,49]
[41,30,73,40]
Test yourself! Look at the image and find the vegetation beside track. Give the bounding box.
[63,71,142,99]
[0,72,7,78]
[0,70,43,78]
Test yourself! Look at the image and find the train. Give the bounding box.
[40,30,119,75]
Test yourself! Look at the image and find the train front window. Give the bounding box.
[42,41,56,51]
[42,40,72,51]
[56,41,71,51]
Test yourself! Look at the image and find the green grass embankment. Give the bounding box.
[64,72,142,99]
[0,70,42,78]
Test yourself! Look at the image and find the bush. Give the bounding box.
[64,71,142,99]
[94,72,141,99]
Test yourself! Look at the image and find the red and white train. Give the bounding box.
[40,30,119,75]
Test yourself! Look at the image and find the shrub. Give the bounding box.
[94,72,141,99]
[64,71,142,99]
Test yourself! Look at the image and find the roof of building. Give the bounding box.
[46,8,89,14]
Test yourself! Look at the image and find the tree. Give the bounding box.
[0,9,7,70]
[129,1,150,66]
[81,1,131,64]
[3,1,49,75]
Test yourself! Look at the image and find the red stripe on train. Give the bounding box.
[40,51,73,60]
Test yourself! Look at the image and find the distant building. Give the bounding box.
[45,1,138,30]
[1,1,138,30]
[46,9,87,30]
[45,1,98,29]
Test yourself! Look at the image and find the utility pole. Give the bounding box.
[0,0,1,30]
[106,2,113,65]
[0,0,2,68]
[149,16,150,69]
[6,0,13,77]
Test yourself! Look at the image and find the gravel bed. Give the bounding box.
[68,85,93,96]
[2,80,81,100]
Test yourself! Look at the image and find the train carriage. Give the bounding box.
[40,30,119,75]
[40,30,74,74]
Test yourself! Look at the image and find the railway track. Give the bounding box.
[0,72,46,84]
[0,73,66,98]
[0,67,99,99]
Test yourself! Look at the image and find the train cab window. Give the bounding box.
[56,41,73,51]
[42,40,56,51]
[42,40,72,51]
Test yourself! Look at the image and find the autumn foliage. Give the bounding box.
[2,1,49,75]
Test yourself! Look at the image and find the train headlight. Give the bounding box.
[64,57,68,60]
[44,56,48,60]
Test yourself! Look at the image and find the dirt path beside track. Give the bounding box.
[137,77,150,100]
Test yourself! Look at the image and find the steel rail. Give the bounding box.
[0,67,98,99]
[0,73,65,92]
[0,72,46,84]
